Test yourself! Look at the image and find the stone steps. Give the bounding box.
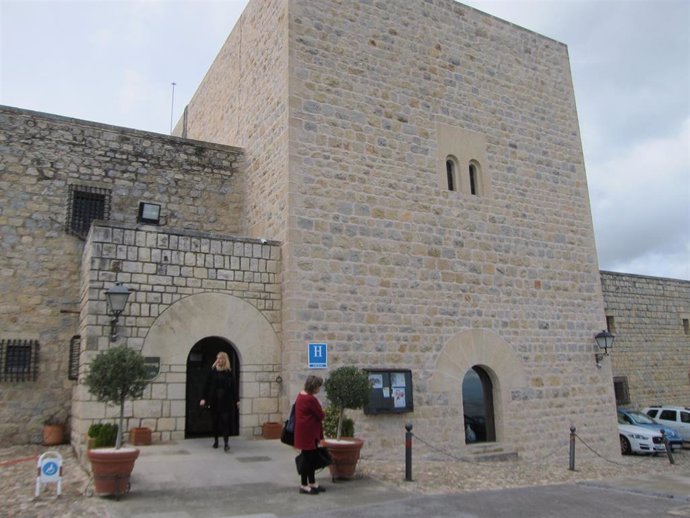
[461,442,519,462]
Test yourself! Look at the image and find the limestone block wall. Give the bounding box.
[0,105,244,445]
[71,222,282,451]
[280,0,616,456]
[169,0,620,458]
[176,0,291,242]
[602,271,690,408]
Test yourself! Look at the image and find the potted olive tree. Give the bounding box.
[84,345,150,497]
[322,366,371,480]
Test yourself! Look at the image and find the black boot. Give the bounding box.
[224,439,230,452]
[212,438,219,449]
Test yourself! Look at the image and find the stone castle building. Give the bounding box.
[2,0,687,459]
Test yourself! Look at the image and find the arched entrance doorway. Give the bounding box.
[462,366,496,444]
[185,337,240,438]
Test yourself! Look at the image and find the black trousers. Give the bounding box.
[211,409,231,443]
[299,449,319,485]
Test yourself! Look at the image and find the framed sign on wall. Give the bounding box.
[363,368,413,414]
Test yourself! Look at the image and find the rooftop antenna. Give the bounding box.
[169,82,176,134]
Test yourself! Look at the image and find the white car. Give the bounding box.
[643,406,690,443]
[618,414,666,455]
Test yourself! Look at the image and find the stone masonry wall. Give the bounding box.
[176,0,291,243]
[179,0,618,458]
[71,222,281,449]
[280,0,617,457]
[0,105,244,445]
[602,271,690,409]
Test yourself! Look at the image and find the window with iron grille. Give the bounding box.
[613,376,630,406]
[0,339,40,382]
[65,185,111,239]
[68,335,81,380]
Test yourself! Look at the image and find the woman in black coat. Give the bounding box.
[199,352,239,451]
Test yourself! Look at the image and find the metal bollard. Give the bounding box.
[569,426,576,471]
[405,423,413,482]
[661,429,675,465]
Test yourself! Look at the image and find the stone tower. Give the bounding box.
[176,0,618,456]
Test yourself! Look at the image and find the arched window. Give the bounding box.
[462,366,496,443]
[446,157,457,191]
[469,161,480,196]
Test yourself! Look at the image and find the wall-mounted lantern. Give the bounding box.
[594,329,615,368]
[105,282,131,342]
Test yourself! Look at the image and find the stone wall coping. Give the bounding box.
[601,270,690,285]
[0,104,244,155]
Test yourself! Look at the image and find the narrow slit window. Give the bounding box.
[469,163,478,195]
[68,335,80,380]
[613,376,630,405]
[684,318,689,336]
[606,315,616,334]
[446,159,456,191]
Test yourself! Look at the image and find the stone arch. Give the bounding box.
[142,292,280,367]
[430,329,526,443]
[141,292,281,438]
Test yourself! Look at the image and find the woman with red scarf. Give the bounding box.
[294,375,326,494]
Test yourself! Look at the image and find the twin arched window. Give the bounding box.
[446,156,482,195]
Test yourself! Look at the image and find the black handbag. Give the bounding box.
[314,446,333,470]
[294,446,332,474]
[280,404,296,446]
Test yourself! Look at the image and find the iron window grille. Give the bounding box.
[613,376,630,406]
[68,335,80,380]
[65,185,111,239]
[0,339,40,382]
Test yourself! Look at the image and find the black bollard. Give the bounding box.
[405,423,413,482]
[569,426,576,471]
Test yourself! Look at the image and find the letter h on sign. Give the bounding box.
[308,343,328,369]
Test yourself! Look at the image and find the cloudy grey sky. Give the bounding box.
[1,0,688,280]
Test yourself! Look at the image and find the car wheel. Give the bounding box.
[620,435,632,455]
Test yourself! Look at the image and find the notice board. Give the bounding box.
[363,368,413,414]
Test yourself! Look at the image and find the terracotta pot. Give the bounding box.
[42,424,65,446]
[322,437,365,480]
[87,447,139,497]
[129,427,152,446]
[261,422,282,440]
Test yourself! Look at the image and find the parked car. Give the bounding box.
[617,408,683,451]
[643,405,690,443]
[617,414,666,455]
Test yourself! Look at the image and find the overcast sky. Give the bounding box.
[1,0,688,281]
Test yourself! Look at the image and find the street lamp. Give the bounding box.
[594,329,615,368]
[105,282,131,342]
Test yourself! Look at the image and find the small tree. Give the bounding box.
[324,366,371,439]
[84,345,149,449]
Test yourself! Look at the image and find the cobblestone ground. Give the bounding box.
[1,444,108,518]
[2,443,686,517]
[358,445,689,495]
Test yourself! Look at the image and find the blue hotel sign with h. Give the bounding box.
[308,343,328,369]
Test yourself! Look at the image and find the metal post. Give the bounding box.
[661,429,675,465]
[569,426,576,471]
[405,423,413,482]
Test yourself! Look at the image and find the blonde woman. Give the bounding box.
[199,352,239,451]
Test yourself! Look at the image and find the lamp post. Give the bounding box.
[594,329,615,367]
[105,282,131,342]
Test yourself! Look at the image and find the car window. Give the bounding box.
[629,411,655,425]
[660,410,677,421]
[646,409,659,418]
[682,412,690,424]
